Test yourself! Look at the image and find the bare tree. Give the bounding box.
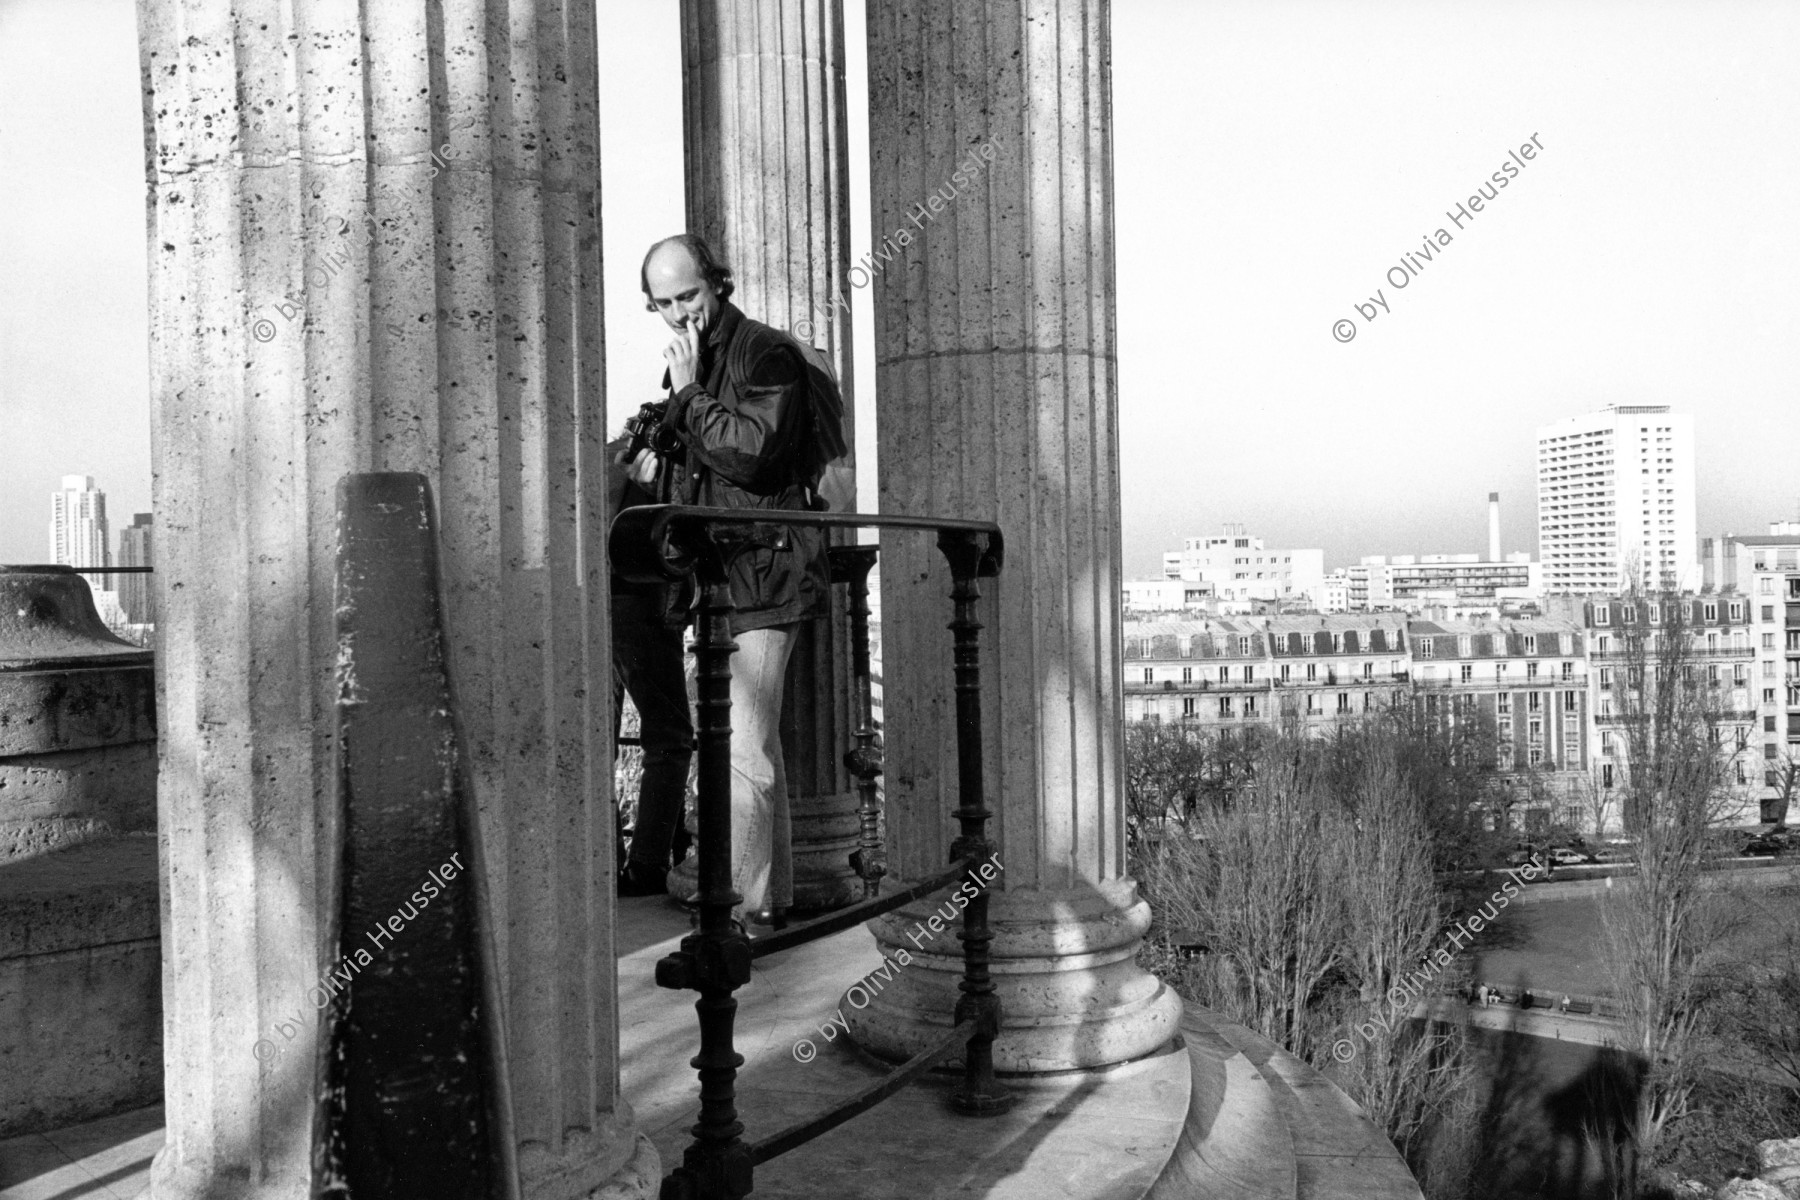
[1124,720,1270,842]
[1765,749,1799,827]
[1142,731,1353,1058]
[1728,928,1800,1101]
[1597,584,1745,1195]
[1576,772,1615,841]
[1328,726,1466,1159]
[1390,685,1508,871]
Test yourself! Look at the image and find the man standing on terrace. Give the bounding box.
[622,233,842,927]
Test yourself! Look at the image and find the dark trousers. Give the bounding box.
[613,590,694,872]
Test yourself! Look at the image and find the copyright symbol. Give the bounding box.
[1332,319,1357,343]
[1332,1039,1356,1064]
[791,318,815,343]
[252,1039,280,1062]
[792,1039,817,1064]
[252,318,278,343]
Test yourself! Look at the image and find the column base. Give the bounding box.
[788,789,860,909]
[520,1110,661,1200]
[844,878,1183,1073]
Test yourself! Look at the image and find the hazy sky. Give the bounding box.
[2,0,1796,577]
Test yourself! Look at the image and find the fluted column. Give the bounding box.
[137,3,655,1196]
[679,0,860,909]
[850,0,1182,1071]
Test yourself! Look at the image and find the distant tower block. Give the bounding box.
[1489,492,1501,562]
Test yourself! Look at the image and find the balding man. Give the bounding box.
[625,233,834,927]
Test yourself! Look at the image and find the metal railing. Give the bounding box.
[609,504,1010,1200]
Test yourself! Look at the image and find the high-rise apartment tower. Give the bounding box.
[49,475,111,575]
[1536,405,1695,594]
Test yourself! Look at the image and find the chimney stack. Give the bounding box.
[1488,492,1501,561]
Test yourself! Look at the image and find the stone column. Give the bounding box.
[137,3,655,1196]
[849,0,1182,1071]
[678,0,860,909]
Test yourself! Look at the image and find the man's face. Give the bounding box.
[645,245,722,335]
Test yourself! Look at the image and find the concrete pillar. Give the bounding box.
[677,0,860,909]
[136,3,655,1197]
[850,0,1183,1071]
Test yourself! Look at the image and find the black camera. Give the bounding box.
[622,401,682,460]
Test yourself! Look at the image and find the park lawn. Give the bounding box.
[1464,879,1800,998]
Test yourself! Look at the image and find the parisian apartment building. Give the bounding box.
[1701,524,1800,797]
[1124,595,1769,832]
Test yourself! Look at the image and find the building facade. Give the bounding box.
[1346,553,1542,614]
[49,475,110,573]
[1123,612,1607,832]
[1159,526,1326,609]
[1536,404,1697,594]
[1702,524,1800,818]
[117,513,155,626]
[1122,577,1215,615]
[1409,617,1591,825]
[1546,591,1760,828]
[1123,615,1411,729]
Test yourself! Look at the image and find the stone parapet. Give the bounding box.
[0,565,156,863]
[0,836,162,1138]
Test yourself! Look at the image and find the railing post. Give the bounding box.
[832,545,885,899]
[653,526,753,1200]
[935,530,1012,1116]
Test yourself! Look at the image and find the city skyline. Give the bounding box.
[3,0,1796,577]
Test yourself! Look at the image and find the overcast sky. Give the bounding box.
[2,0,1795,577]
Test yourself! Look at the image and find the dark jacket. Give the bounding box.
[658,301,829,634]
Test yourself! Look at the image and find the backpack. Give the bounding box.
[784,335,853,511]
[728,324,852,510]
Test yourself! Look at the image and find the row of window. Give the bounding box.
[1597,663,1751,687]
[1592,599,1746,625]
[1144,660,1405,685]
[1177,691,1379,719]
[1418,632,1576,658]
[1492,691,1581,715]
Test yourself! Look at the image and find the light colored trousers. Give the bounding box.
[727,624,797,916]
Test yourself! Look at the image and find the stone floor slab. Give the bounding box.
[619,894,1191,1199]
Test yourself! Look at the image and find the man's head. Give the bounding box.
[641,234,732,333]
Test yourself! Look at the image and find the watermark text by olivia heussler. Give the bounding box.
[251,115,477,344]
[788,134,1005,344]
[249,853,466,1063]
[1330,853,1547,1064]
[790,855,1005,1063]
[1330,133,1544,344]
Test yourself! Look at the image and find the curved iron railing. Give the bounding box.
[609,504,1009,1200]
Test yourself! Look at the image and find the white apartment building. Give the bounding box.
[1159,526,1325,609]
[1537,405,1696,594]
[49,475,111,572]
[1122,578,1215,614]
[1346,553,1542,613]
[1315,573,1351,614]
